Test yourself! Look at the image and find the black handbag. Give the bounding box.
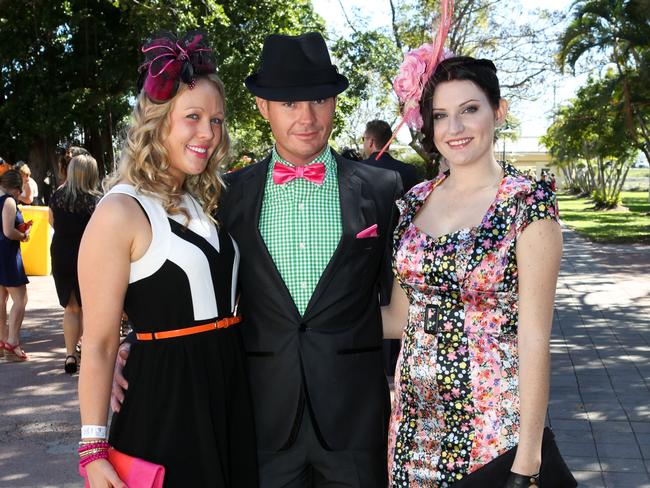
[451,428,577,487]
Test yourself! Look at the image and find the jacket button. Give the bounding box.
[299,323,311,332]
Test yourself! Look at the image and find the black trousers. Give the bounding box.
[258,408,387,488]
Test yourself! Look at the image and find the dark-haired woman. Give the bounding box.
[0,170,30,361]
[382,56,562,487]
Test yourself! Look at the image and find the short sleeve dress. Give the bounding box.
[105,185,258,487]
[49,188,98,307]
[388,164,558,487]
[0,194,29,287]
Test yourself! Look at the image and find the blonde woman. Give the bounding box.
[16,162,39,205]
[48,154,101,374]
[77,31,257,487]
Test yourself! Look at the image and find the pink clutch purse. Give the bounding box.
[79,448,165,488]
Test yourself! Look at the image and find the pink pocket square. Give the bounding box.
[356,224,378,239]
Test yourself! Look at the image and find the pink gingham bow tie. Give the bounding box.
[272,162,326,185]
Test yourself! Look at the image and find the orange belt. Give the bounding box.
[136,316,242,341]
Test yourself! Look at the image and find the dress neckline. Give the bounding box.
[410,166,507,243]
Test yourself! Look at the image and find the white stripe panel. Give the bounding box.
[230,234,240,313]
[170,194,220,253]
[101,185,170,284]
[167,233,219,320]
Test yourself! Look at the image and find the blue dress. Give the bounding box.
[0,194,29,287]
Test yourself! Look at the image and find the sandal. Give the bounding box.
[4,342,28,362]
[64,355,78,375]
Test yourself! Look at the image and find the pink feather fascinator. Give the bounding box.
[376,0,455,159]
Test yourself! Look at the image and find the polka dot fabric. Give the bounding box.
[387,164,558,487]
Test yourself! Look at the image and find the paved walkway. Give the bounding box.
[550,231,650,487]
[0,228,649,487]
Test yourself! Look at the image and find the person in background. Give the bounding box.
[59,146,90,187]
[0,169,30,361]
[382,56,562,486]
[0,157,11,176]
[340,147,362,161]
[16,162,39,205]
[550,173,557,192]
[49,154,101,374]
[362,119,421,193]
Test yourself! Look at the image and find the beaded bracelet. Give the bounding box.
[79,448,109,458]
[78,440,109,457]
[79,450,109,468]
[78,440,109,471]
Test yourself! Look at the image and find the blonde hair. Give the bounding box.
[60,154,102,211]
[106,73,230,221]
[60,146,90,182]
[18,163,31,177]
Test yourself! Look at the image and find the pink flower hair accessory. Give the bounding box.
[375,0,455,159]
[137,30,216,102]
[394,45,455,130]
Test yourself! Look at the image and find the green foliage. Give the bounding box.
[557,191,650,243]
[0,0,324,181]
[543,74,637,207]
[558,0,650,73]
[557,0,650,167]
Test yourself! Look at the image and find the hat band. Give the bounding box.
[256,66,339,88]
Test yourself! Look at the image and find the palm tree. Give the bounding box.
[558,0,650,169]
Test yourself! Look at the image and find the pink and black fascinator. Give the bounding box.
[137,30,216,102]
[376,0,455,159]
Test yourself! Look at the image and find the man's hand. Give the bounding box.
[110,342,131,413]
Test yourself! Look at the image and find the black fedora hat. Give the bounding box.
[245,32,349,102]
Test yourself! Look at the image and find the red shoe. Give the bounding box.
[0,340,4,359]
[4,342,28,362]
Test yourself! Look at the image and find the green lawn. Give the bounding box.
[625,167,650,191]
[557,191,650,243]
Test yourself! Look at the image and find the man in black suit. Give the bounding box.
[361,119,421,192]
[221,33,401,488]
[113,33,401,488]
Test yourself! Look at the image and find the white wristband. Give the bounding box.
[81,425,107,439]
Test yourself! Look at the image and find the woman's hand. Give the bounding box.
[20,231,29,242]
[509,458,541,479]
[504,471,539,487]
[85,458,127,488]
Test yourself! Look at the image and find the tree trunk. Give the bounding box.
[27,137,58,205]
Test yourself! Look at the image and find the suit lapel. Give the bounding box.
[239,156,302,321]
[302,156,363,321]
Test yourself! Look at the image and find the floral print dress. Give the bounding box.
[388,164,558,487]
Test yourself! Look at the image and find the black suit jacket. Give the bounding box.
[362,151,421,193]
[219,152,402,452]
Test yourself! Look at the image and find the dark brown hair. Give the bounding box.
[0,169,24,191]
[364,120,393,149]
[419,57,500,154]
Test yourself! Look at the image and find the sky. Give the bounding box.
[312,0,586,143]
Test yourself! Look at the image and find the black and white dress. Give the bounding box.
[106,184,258,488]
